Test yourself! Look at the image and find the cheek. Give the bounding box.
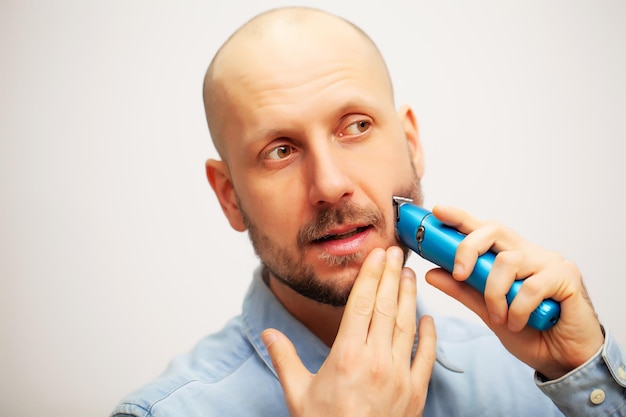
[354,139,414,185]
[239,180,307,240]
[353,139,419,215]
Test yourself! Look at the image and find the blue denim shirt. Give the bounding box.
[111,267,626,416]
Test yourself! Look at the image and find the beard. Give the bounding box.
[239,170,423,307]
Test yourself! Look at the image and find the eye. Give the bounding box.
[341,120,371,137]
[264,144,295,160]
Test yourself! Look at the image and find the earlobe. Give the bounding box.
[398,104,425,179]
[205,159,247,232]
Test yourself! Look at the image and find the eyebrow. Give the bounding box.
[337,95,386,124]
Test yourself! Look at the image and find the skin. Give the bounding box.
[205,8,425,343]
[203,7,605,416]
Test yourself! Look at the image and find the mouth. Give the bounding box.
[313,225,372,243]
[297,201,385,258]
[308,224,375,258]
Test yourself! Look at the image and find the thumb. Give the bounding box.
[261,328,312,403]
[425,268,490,324]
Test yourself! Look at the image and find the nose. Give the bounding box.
[306,143,355,206]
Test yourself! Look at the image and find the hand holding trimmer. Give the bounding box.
[393,196,560,331]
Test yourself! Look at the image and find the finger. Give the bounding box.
[431,205,483,236]
[432,206,498,279]
[452,221,504,280]
[368,246,404,347]
[336,248,386,343]
[410,315,437,392]
[433,206,530,279]
[485,249,564,329]
[483,250,524,325]
[261,329,311,406]
[506,264,571,332]
[392,267,418,361]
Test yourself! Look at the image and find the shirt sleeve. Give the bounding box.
[535,330,626,416]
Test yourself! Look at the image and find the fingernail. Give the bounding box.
[401,267,415,280]
[453,262,464,277]
[371,248,386,262]
[389,246,403,259]
[261,330,277,346]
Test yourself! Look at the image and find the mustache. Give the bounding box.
[296,201,385,248]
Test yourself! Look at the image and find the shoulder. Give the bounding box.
[110,316,285,417]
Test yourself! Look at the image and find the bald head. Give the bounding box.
[202,7,394,159]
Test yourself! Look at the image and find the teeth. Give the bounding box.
[330,230,358,240]
[319,227,363,241]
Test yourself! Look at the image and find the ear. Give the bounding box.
[205,159,247,232]
[397,104,425,179]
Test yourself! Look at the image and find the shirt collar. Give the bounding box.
[241,266,330,377]
[241,265,463,377]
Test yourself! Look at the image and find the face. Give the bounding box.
[208,23,424,306]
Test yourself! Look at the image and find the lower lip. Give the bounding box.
[314,227,372,257]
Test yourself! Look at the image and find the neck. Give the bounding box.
[266,272,344,347]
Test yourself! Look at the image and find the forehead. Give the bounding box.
[214,19,393,129]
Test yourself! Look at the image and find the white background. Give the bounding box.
[2,1,624,415]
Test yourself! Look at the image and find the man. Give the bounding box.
[111,7,625,416]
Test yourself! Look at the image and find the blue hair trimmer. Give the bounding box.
[393,196,560,331]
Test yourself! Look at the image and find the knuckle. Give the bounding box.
[454,240,474,259]
[368,359,392,383]
[392,374,410,397]
[519,278,542,298]
[494,250,522,267]
[351,294,375,316]
[483,220,501,232]
[375,297,397,318]
[421,346,437,367]
[481,220,505,240]
[395,316,417,336]
[546,249,563,262]
[333,347,360,373]
[270,351,287,370]
[483,289,502,305]
[560,259,581,278]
